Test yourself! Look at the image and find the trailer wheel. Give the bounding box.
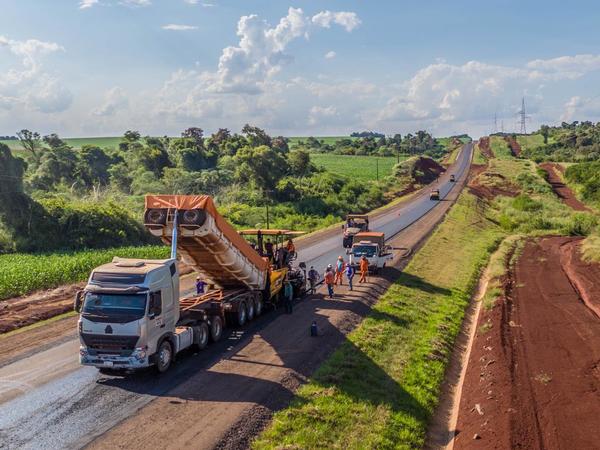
[246,300,255,322]
[255,297,263,317]
[237,302,247,326]
[193,322,209,350]
[210,316,223,342]
[156,340,173,373]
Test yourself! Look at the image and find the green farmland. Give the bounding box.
[1,136,124,152]
[309,153,401,181]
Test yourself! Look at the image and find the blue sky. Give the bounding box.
[2,0,600,138]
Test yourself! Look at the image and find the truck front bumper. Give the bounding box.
[80,347,151,369]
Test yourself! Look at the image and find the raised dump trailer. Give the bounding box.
[75,195,304,373]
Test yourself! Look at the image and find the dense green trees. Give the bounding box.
[523,121,600,162]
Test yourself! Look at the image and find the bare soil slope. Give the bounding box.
[454,237,600,449]
[540,162,590,212]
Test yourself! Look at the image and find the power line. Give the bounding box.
[518,97,530,134]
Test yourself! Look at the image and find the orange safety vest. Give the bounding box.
[324,271,335,284]
[360,259,369,272]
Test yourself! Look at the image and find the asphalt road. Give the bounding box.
[0,144,472,450]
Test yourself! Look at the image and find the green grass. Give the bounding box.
[309,154,402,181]
[1,136,124,152]
[0,245,169,300]
[473,143,488,165]
[253,193,504,449]
[489,136,514,160]
[581,234,600,263]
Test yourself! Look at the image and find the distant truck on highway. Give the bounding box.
[348,231,392,273]
[342,214,369,248]
[430,189,440,201]
[75,195,306,373]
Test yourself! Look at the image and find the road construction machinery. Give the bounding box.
[342,214,370,248]
[347,231,393,273]
[75,195,306,373]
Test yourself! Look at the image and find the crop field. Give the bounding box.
[0,245,168,300]
[1,136,124,152]
[309,154,401,181]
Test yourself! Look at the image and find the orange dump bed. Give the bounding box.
[145,195,268,290]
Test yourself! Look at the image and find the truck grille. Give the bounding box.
[81,334,139,355]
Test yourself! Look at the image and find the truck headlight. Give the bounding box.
[132,347,147,361]
[79,346,88,357]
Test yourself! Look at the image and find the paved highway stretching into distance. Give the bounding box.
[0,143,472,449]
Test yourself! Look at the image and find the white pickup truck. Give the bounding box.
[347,232,393,273]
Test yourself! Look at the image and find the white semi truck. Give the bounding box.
[75,195,305,373]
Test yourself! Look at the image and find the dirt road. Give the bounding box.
[539,162,590,211]
[454,237,600,449]
[0,146,472,449]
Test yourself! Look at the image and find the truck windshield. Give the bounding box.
[82,293,147,322]
[352,245,377,257]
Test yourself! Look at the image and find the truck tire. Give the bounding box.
[210,316,223,342]
[237,302,247,326]
[156,340,173,373]
[246,300,255,322]
[255,296,263,317]
[193,322,209,350]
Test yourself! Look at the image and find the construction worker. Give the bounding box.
[265,239,274,261]
[334,256,345,285]
[324,264,335,298]
[308,266,320,293]
[346,263,355,290]
[195,276,206,294]
[359,255,369,283]
[284,279,294,314]
[286,238,296,256]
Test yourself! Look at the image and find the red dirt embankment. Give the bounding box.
[539,162,590,212]
[454,237,600,449]
[477,137,494,159]
[504,136,521,157]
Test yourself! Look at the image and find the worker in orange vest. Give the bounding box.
[334,256,345,285]
[359,255,369,283]
[324,264,335,298]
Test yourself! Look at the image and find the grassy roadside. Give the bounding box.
[472,143,487,165]
[253,192,504,449]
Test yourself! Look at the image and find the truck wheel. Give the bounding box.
[255,297,263,317]
[246,300,255,322]
[193,322,209,350]
[237,302,247,326]
[156,340,173,373]
[210,316,223,342]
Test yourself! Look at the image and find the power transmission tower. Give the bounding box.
[518,97,530,134]
[501,120,505,133]
[493,112,498,134]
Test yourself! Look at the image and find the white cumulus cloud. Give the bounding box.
[120,0,151,7]
[0,35,72,113]
[162,24,198,31]
[79,0,99,9]
[311,11,361,32]
[324,50,336,59]
[93,87,129,116]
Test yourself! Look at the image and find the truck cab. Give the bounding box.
[348,232,392,273]
[430,189,440,201]
[76,257,180,371]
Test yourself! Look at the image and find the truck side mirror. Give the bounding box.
[74,291,83,313]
